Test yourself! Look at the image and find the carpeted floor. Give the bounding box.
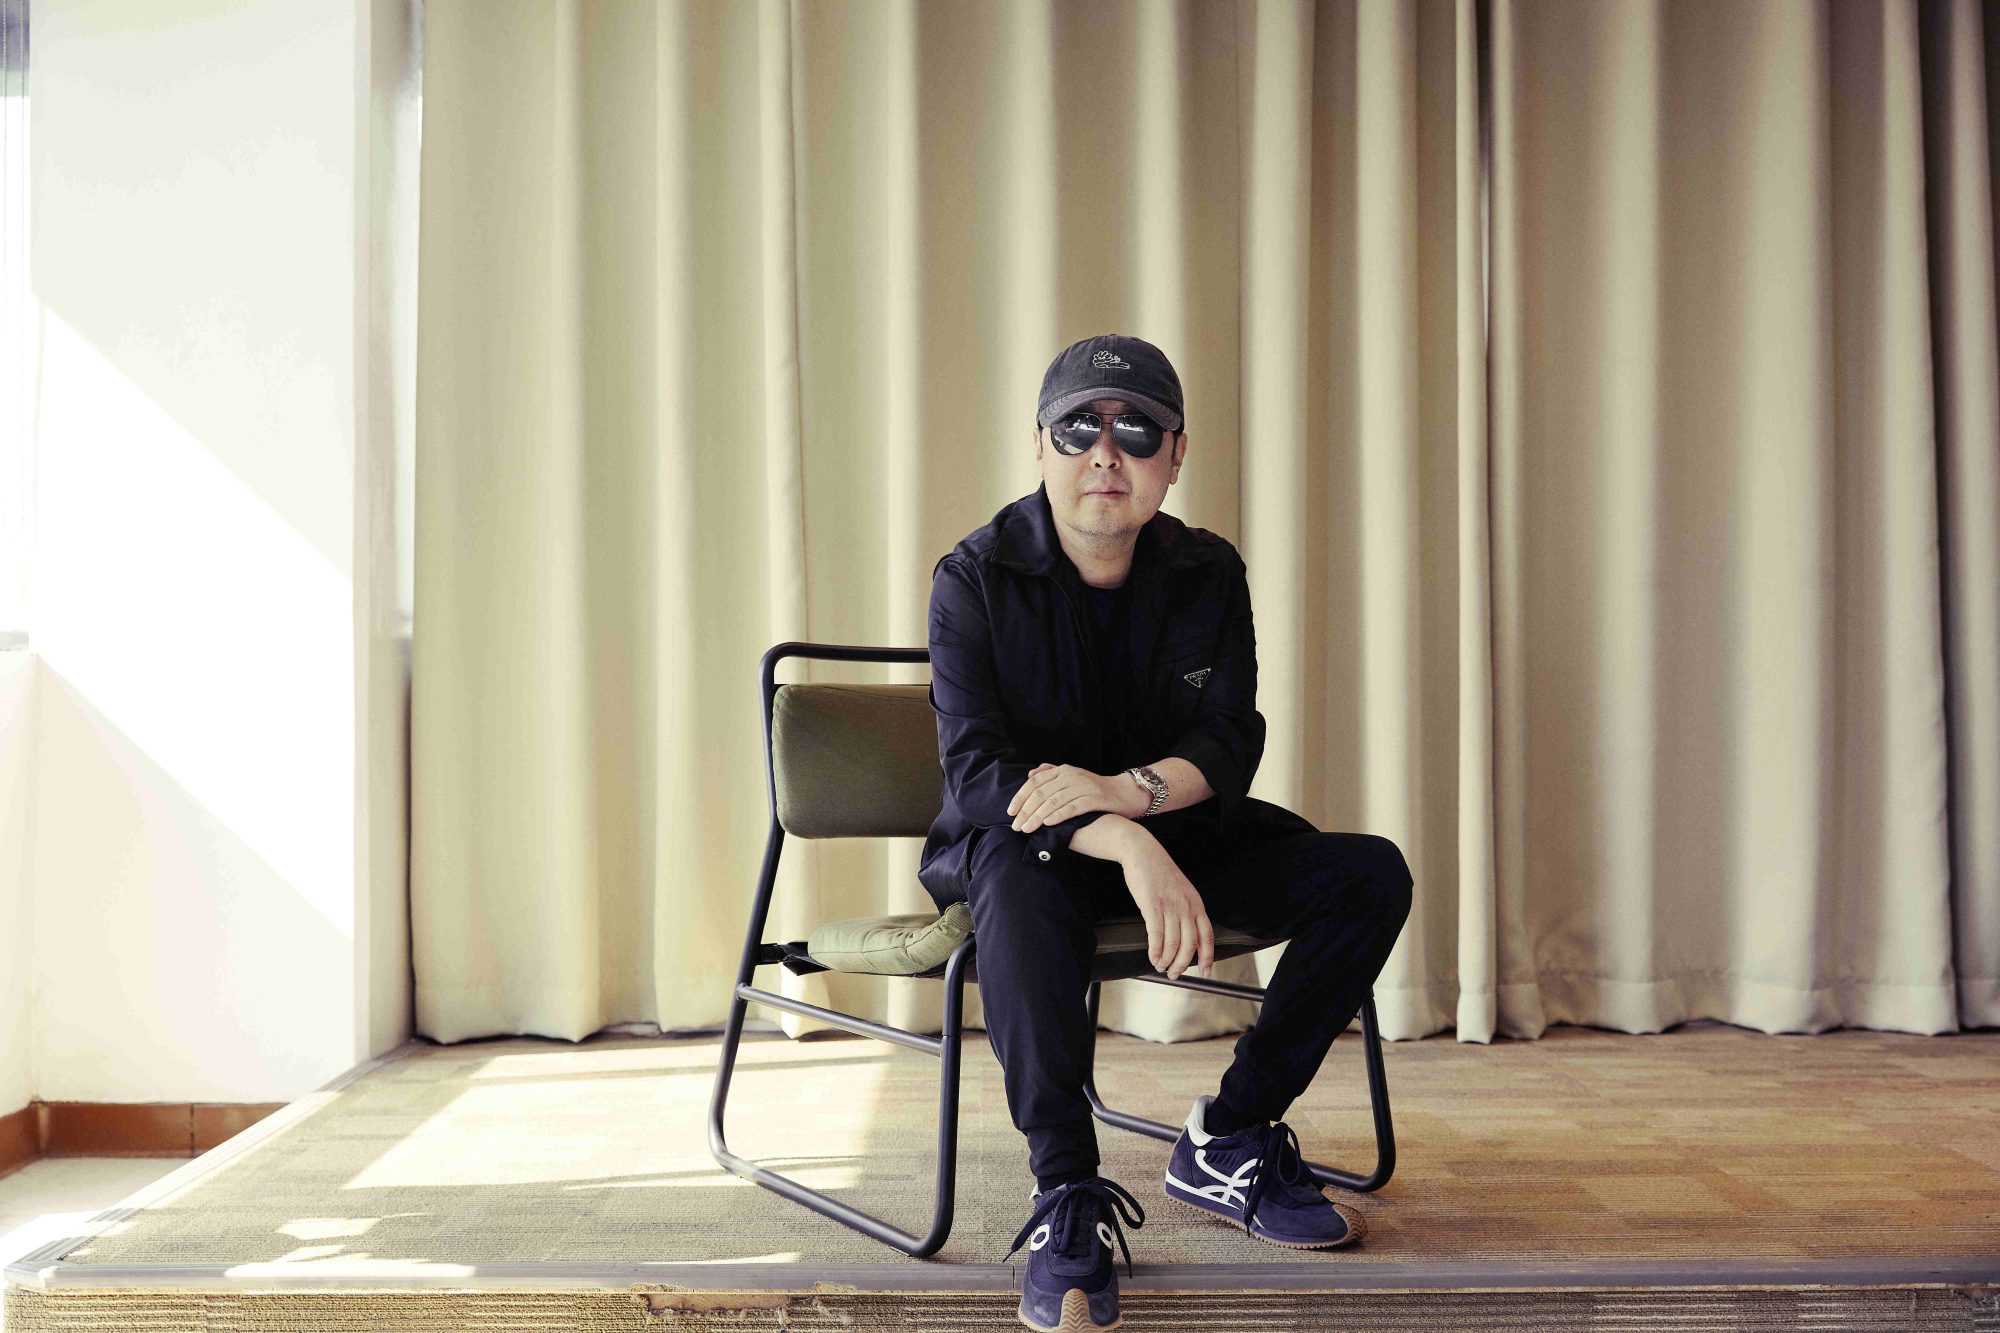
[32,1019,2000,1271]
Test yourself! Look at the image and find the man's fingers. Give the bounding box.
[1197,911,1215,978]
[1008,766,1054,822]
[1158,914,1181,974]
[1169,908,1198,979]
[1015,789,1059,832]
[1015,775,1079,832]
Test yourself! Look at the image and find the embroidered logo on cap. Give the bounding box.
[1092,349,1131,369]
[1184,667,1211,688]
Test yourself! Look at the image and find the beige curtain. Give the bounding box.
[412,0,2000,1049]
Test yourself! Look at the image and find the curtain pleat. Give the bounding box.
[1925,0,2000,1026]
[413,0,2000,1049]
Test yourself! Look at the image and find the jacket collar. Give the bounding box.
[991,482,1214,743]
[991,480,1217,581]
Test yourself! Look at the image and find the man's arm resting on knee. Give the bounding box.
[1019,757,1214,863]
[1065,812,1152,865]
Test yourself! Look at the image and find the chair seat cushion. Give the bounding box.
[805,905,1282,981]
[806,902,975,975]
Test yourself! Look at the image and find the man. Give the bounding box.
[918,333,1414,1333]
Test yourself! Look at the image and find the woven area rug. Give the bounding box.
[20,1020,2000,1270]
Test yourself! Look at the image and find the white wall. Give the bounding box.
[15,0,417,1104]
[0,650,33,1116]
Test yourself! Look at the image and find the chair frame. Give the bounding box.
[707,642,1395,1260]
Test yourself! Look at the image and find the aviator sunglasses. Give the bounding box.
[1046,409,1171,458]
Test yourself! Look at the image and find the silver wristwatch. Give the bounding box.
[1126,765,1168,817]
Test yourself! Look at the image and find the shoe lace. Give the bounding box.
[1004,1176,1147,1277]
[1240,1120,1310,1231]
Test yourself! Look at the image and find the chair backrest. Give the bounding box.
[771,682,941,838]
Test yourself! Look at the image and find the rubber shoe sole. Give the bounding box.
[1162,1186,1367,1250]
[1017,1284,1123,1332]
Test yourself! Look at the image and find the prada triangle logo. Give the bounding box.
[1183,667,1211,689]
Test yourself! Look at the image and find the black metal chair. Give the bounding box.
[706,642,1395,1259]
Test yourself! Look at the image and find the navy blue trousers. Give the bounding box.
[937,796,1414,1182]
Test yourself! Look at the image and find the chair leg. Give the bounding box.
[708,822,975,1258]
[1079,977,1396,1193]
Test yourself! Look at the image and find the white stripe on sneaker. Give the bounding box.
[1166,1150,1260,1209]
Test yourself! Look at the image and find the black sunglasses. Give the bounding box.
[1047,410,1170,458]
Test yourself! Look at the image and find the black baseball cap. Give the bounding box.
[1035,333,1184,434]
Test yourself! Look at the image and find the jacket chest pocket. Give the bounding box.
[1156,628,1216,732]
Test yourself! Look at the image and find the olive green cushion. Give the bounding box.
[806,901,974,975]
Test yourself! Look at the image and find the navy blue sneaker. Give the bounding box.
[1162,1095,1366,1249]
[1003,1175,1145,1331]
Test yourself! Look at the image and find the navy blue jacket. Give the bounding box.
[917,481,1267,910]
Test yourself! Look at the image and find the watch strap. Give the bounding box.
[1127,765,1168,817]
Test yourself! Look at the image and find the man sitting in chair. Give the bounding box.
[916,333,1416,1332]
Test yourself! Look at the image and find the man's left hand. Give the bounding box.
[1008,763,1144,832]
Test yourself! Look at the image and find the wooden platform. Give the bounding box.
[6,1020,1998,1329]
